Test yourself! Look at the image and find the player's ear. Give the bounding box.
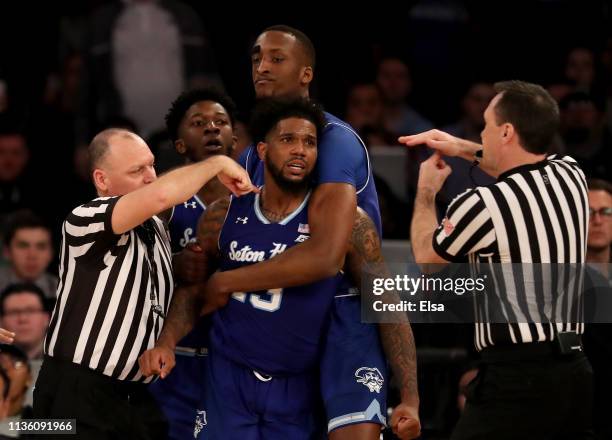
[257,141,267,161]
[300,66,313,87]
[174,139,186,155]
[230,135,238,156]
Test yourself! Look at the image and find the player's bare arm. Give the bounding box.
[139,198,229,378]
[346,208,421,440]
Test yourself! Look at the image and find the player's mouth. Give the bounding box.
[286,159,307,175]
[255,78,274,86]
[203,138,224,152]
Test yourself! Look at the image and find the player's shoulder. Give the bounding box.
[322,112,364,144]
[320,112,368,160]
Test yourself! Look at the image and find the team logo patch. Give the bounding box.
[355,367,384,393]
[298,223,310,234]
[193,410,207,438]
[441,217,455,236]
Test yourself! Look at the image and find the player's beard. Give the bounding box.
[266,156,312,195]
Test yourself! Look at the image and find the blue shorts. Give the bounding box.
[200,349,323,440]
[320,294,388,433]
[148,349,207,440]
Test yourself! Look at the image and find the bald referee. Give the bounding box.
[33,129,255,440]
[402,81,593,439]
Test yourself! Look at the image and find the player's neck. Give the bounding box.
[198,177,229,206]
[259,184,309,223]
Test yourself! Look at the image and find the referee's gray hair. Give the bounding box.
[88,128,138,172]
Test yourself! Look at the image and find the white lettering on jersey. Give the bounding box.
[228,241,265,262]
[179,227,196,248]
[269,242,287,258]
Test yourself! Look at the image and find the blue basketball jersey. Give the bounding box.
[241,112,382,236]
[169,195,206,254]
[211,190,342,376]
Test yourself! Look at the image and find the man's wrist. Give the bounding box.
[415,187,437,204]
[400,391,420,407]
[155,335,177,351]
[459,140,483,162]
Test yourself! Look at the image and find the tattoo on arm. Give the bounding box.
[157,198,229,348]
[347,210,419,404]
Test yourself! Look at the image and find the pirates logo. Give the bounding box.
[193,410,207,438]
[354,367,384,393]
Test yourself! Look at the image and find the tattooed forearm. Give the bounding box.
[347,209,419,404]
[156,284,202,349]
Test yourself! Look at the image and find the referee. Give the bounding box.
[402,81,593,439]
[32,128,255,439]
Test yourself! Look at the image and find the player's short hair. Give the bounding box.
[263,25,316,70]
[165,87,238,142]
[249,98,326,145]
[492,80,560,155]
[588,179,612,197]
[88,128,137,172]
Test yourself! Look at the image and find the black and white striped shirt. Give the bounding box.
[45,197,174,382]
[433,155,588,349]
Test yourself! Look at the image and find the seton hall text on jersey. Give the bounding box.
[228,240,288,263]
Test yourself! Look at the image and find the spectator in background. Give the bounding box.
[438,82,496,208]
[600,36,612,131]
[565,46,597,93]
[0,284,50,361]
[559,91,611,179]
[0,121,32,225]
[345,82,395,147]
[0,345,33,437]
[376,56,433,137]
[79,0,223,141]
[582,179,612,440]
[0,212,57,299]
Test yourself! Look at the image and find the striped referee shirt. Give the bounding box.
[433,155,588,349]
[44,197,174,382]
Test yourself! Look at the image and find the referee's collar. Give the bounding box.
[497,158,549,182]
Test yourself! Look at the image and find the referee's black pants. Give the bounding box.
[32,356,168,440]
[452,342,595,440]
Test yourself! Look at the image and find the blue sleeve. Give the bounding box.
[316,124,367,188]
[238,145,252,168]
